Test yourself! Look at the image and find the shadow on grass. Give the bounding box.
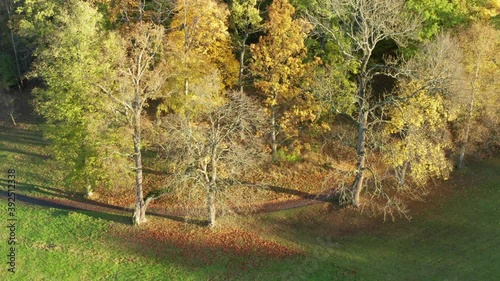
[265,184,338,201]
[0,190,131,224]
[0,180,77,200]
[0,180,210,227]
[1,147,49,160]
[0,123,46,147]
[0,123,49,159]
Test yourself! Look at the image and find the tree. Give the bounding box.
[1,0,22,89]
[105,0,174,26]
[230,0,263,92]
[308,0,420,207]
[406,0,500,40]
[158,90,265,227]
[374,34,463,218]
[406,0,469,40]
[99,22,171,225]
[21,0,130,195]
[0,89,16,125]
[250,0,318,157]
[166,0,238,100]
[455,22,500,168]
[381,82,454,216]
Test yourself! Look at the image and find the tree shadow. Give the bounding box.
[146,210,208,227]
[0,123,49,159]
[0,123,46,147]
[1,180,77,200]
[242,181,338,202]
[0,190,131,224]
[143,167,169,176]
[0,147,49,160]
[0,180,208,227]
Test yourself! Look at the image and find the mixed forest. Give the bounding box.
[1,0,499,227]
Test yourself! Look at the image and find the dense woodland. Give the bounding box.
[0,0,499,226]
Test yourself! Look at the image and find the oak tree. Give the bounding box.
[158,90,265,227]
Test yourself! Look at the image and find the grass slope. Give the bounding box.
[1,122,499,280]
[243,159,500,281]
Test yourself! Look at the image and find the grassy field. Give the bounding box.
[1,122,499,280]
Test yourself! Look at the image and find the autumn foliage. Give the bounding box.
[5,0,499,225]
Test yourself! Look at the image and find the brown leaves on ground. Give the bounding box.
[109,217,303,271]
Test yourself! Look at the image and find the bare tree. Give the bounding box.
[0,90,16,125]
[455,23,500,169]
[307,0,420,207]
[158,90,265,227]
[99,23,171,225]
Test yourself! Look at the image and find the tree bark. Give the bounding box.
[352,72,369,207]
[132,111,146,225]
[238,35,248,93]
[353,110,368,207]
[457,64,478,169]
[270,105,278,157]
[207,187,216,227]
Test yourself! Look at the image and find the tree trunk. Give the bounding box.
[207,145,218,227]
[207,188,216,227]
[238,35,248,93]
[9,112,17,126]
[138,0,144,22]
[457,120,471,169]
[352,112,367,207]
[457,64,478,169]
[132,111,146,225]
[6,0,21,126]
[6,0,22,88]
[270,106,278,157]
[352,74,368,207]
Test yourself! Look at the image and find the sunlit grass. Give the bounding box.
[243,159,500,280]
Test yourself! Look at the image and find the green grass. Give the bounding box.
[243,159,500,280]
[1,122,499,280]
[0,123,65,197]
[0,204,205,280]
